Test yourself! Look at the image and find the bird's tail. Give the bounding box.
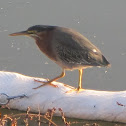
[101,55,111,68]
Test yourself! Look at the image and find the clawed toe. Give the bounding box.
[66,88,85,93]
[33,79,58,89]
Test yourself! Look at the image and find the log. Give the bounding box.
[0,71,126,123]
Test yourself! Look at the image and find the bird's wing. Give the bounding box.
[53,28,104,66]
[55,44,102,66]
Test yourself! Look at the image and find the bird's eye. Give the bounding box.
[28,30,37,34]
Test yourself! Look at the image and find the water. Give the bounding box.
[0,0,126,125]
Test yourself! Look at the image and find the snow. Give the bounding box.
[0,71,126,123]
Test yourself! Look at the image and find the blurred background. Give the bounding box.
[0,0,126,91]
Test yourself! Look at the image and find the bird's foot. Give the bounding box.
[33,79,58,89]
[66,88,85,93]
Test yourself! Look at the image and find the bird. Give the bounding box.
[9,25,110,92]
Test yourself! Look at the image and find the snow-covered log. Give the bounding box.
[0,71,126,123]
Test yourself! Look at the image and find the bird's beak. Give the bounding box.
[9,31,29,36]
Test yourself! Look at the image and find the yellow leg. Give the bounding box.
[66,69,85,93]
[78,69,82,90]
[33,69,65,89]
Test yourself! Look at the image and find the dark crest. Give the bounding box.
[27,25,56,32]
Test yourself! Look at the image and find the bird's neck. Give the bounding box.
[35,31,57,61]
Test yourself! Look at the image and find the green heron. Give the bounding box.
[9,25,110,92]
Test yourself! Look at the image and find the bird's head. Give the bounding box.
[9,25,55,39]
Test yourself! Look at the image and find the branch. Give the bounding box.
[0,71,126,123]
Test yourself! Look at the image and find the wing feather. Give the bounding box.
[52,27,108,67]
